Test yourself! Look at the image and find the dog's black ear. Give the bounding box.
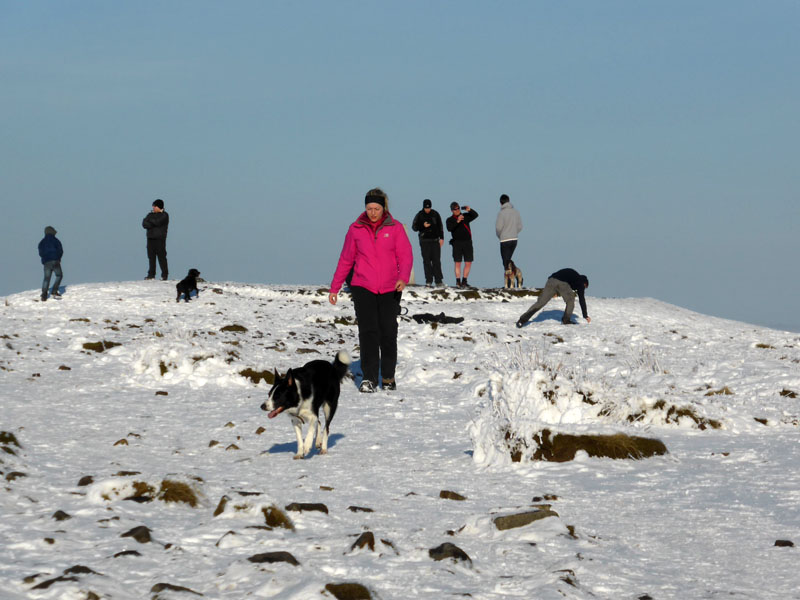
[273,367,280,382]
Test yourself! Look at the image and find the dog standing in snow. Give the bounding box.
[261,351,350,459]
[176,269,201,302]
[504,260,523,289]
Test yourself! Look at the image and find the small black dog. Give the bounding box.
[176,269,201,302]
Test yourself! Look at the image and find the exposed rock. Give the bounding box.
[493,509,559,531]
[347,506,374,513]
[77,475,94,486]
[63,565,100,575]
[285,502,328,514]
[31,575,78,590]
[775,539,795,547]
[150,582,203,595]
[439,490,467,501]
[350,531,375,552]
[113,550,141,558]
[82,341,121,353]
[325,582,373,599]
[121,525,152,544]
[51,510,71,521]
[429,542,471,563]
[247,551,300,566]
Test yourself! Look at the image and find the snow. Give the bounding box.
[2,281,799,599]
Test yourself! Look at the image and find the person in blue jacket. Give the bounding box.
[38,226,64,301]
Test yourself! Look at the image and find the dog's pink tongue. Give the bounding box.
[268,407,283,419]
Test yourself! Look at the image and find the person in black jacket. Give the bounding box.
[411,199,445,287]
[38,226,64,301]
[516,268,591,326]
[446,202,479,288]
[142,199,169,280]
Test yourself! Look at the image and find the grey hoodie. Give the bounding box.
[495,202,522,242]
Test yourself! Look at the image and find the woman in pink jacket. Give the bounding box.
[329,188,413,393]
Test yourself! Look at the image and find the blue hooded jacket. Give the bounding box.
[38,229,63,264]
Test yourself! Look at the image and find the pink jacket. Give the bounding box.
[330,212,413,295]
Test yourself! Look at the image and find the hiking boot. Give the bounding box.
[359,380,377,393]
[462,278,472,288]
[51,291,61,298]
[161,275,169,281]
[456,278,463,288]
[515,319,525,328]
[40,293,47,302]
[144,276,155,280]
[382,379,396,391]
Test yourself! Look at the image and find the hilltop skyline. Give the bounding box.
[2,1,798,331]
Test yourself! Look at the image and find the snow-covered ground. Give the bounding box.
[2,281,799,599]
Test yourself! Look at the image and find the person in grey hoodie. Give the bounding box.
[495,194,523,271]
[38,226,64,301]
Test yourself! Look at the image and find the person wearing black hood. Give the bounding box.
[516,268,591,326]
[38,226,64,301]
[411,199,444,287]
[142,198,169,280]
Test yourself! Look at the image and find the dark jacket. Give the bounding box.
[551,268,589,319]
[38,234,63,264]
[412,209,444,242]
[446,208,479,242]
[142,211,169,240]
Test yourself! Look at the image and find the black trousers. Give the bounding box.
[147,238,168,278]
[500,240,517,269]
[351,286,399,384]
[419,239,443,284]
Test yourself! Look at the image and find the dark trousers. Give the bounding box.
[42,260,63,295]
[500,240,517,269]
[351,286,399,384]
[147,238,168,278]
[419,240,443,284]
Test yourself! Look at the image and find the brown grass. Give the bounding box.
[507,428,668,462]
[157,480,199,507]
[239,368,275,385]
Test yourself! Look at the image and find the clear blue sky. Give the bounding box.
[2,1,798,330]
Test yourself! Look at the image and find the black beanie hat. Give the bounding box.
[152,199,164,210]
[365,188,387,208]
[423,199,432,208]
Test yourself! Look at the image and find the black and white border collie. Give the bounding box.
[260,351,351,459]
